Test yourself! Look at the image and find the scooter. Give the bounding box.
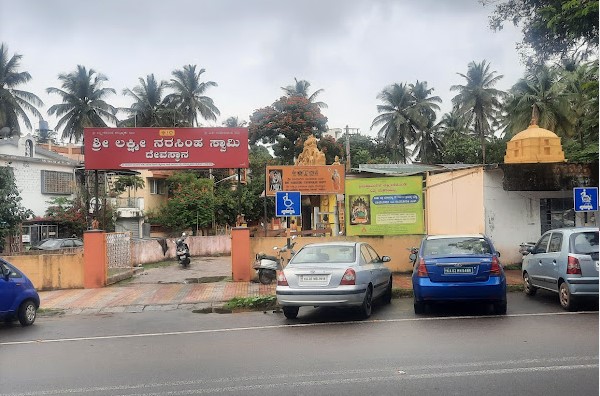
[174,232,191,268]
[253,236,296,285]
[408,247,419,266]
[519,241,536,255]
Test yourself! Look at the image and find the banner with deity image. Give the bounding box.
[345,176,424,236]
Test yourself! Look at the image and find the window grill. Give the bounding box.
[41,170,74,194]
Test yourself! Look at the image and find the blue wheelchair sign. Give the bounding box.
[275,191,301,217]
[574,187,598,212]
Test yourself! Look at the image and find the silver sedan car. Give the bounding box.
[522,227,599,311]
[275,242,392,319]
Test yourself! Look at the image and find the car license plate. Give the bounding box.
[301,275,328,282]
[444,267,473,274]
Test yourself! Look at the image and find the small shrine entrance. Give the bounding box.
[293,135,343,235]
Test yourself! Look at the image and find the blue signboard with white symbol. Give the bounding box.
[574,187,598,212]
[275,191,301,217]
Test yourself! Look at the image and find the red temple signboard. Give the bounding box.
[84,127,249,170]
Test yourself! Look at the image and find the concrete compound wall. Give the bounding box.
[2,252,84,291]
[131,235,232,265]
[249,234,424,274]
[3,233,422,290]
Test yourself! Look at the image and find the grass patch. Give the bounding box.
[392,288,413,298]
[38,308,65,317]
[507,284,524,292]
[503,264,522,270]
[224,295,277,311]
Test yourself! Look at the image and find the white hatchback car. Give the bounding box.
[276,242,392,319]
[522,227,599,311]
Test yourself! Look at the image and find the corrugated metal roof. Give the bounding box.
[355,163,481,176]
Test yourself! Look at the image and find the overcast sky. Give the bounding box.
[2,0,526,140]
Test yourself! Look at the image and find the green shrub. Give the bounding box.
[224,295,277,310]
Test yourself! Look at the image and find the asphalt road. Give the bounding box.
[1,292,598,396]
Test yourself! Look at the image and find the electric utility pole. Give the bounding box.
[344,125,359,172]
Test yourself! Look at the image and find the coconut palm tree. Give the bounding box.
[371,83,420,163]
[222,116,247,127]
[46,65,118,143]
[410,81,442,163]
[121,74,170,127]
[437,107,469,140]
[451,60,505,164]
[165,65,220,127]
[0,43,44,136]
[281,78,328,109]
[501,65,573,139]
[563,60,598,148]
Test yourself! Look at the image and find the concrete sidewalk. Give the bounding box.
[38,256,523,315]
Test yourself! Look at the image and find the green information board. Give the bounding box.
[345,176,424,236]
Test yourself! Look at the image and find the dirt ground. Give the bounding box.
[130,255,232,284]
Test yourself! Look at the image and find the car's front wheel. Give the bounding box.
[282,306,299,319]
[18,300,37,326]
[559,282,577,311]
[523,272,537,296]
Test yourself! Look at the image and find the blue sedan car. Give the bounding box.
[411,234,507,315]
[0,259,40,326]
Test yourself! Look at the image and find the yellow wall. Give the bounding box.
[426,167,485,234]
[140,170,170,211]
[2,252,84,290]
[249,235,423,275]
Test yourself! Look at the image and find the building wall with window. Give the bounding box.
[425,165,596,265]
[0,134,81,217]
[482,169,577,264]
[122,170,171,213]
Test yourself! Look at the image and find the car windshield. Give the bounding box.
[38,239,63,249]
[570,231,599,256]
[290,245,356,264]
[423,237,491,256]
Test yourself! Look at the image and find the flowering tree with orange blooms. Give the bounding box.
[249,96,328,164]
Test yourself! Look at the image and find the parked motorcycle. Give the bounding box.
[519,242,536,255]
[174,233,191,268]
[408,247,419,266]
[253,236,297,285]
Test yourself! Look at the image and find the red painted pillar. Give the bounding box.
[83,230,107,288]
[231,227,251,282]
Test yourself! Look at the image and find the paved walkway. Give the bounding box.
[38,256,523,314]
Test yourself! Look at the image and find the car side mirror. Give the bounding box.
[496,251,501,258]
[409,253,417,262]
[526,246,534,254]
[382,256,391,262]
[1,266,10,280]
